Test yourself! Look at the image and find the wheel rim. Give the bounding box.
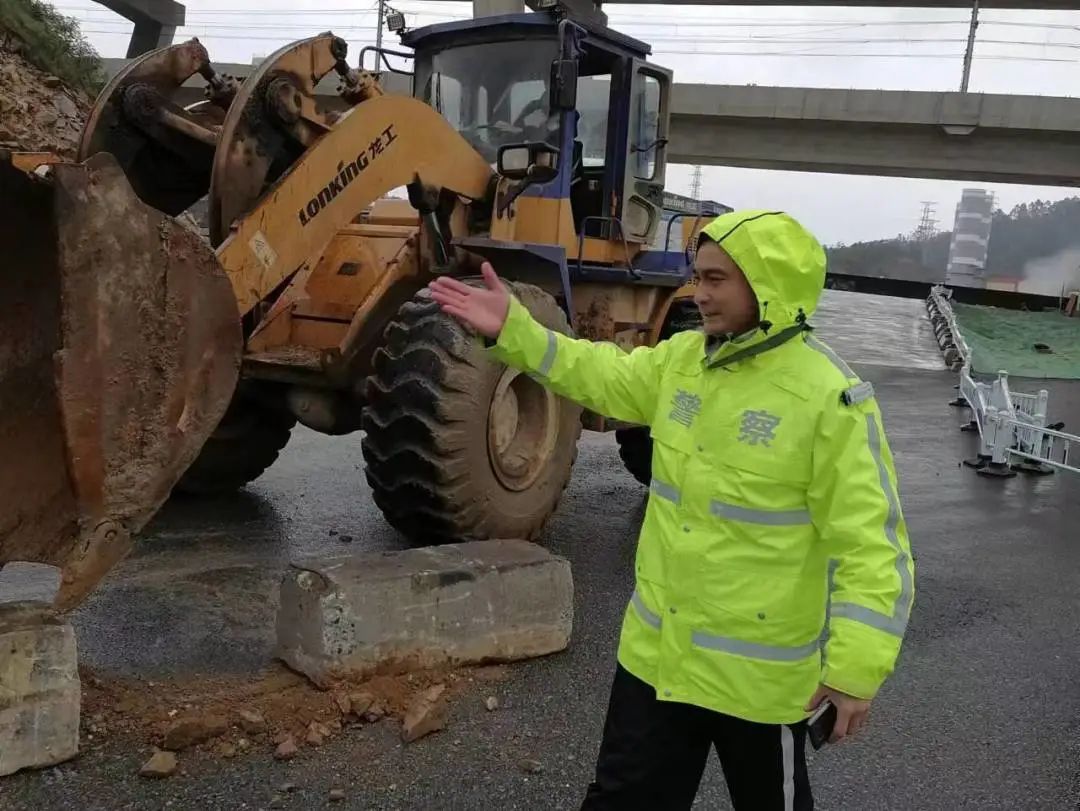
[487,366,559,492]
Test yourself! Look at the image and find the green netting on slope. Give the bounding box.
[952,303,1080,379]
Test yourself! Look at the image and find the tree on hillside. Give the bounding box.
[986,198,1080,278]
[826,231,951,283]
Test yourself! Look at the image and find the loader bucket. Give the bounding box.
[0,152,242,610]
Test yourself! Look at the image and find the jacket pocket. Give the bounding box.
[695,568,824,655]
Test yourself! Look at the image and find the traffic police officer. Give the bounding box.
[429,210,914,810]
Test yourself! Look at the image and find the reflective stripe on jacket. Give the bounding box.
[490,210,914,724]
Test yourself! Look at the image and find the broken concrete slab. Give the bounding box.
[0,602,80,776]
[276,540,573,686]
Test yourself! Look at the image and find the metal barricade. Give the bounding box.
[926,286,1080,477]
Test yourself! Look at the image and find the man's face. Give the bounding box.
[692,241,760,337]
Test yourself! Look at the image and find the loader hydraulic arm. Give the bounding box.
[214,94,495,318]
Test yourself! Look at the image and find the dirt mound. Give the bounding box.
[0,33,90,157]
[80,663,508,761]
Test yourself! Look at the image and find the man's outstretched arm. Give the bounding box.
[429,263,674,426]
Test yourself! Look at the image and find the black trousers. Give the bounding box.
[582,665,813,811]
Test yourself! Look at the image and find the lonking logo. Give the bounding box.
[297,124,398,227]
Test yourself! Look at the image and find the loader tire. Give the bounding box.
[175,397,296,495]
[614,298,702,486]
[362,283,582,544]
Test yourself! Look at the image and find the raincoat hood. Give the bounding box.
[698,209,827,333]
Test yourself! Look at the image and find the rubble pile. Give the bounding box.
[79,663,509,777]
[0,31,90,157]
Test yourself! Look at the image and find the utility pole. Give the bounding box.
[375,0,385,52]
[375,0,385,53]
[960,0,980,93]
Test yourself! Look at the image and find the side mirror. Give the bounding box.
[497,143,560,184]
[550,58,578,111]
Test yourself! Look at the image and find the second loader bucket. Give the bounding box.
[0,152,242,610]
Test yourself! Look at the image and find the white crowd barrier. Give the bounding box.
[926,286,1079,478]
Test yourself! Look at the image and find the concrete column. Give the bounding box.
[126,20,176,57]
[473,0,525,17]
[94,1,184,57]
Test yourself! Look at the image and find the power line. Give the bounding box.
[56,4,467,18]
[81,26,1077,62]
[657,37,1080,49]
[53,1,1080,32]
[78,21,1080,55]
[55,5,1080,33]
[67,12,1080,46]
[80,27,379,40]
[72,17,381,31]
[67,2,1080,65]
[652,49,1073,62]
[73,16,1080,50]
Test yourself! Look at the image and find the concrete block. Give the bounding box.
[276,540,573,685]
[0,602,80,776]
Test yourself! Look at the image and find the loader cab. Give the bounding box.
[402,13,672,249]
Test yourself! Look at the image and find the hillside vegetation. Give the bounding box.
[828,197,1080,296]
[0,0,103,94]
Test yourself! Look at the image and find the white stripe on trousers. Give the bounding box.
[781,724,795,811]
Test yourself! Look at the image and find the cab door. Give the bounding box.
[621,60,672,245]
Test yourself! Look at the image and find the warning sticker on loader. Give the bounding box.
[249,230,278,270]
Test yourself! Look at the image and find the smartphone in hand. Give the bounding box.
[807,699,837,750]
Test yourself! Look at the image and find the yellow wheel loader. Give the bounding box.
[0,7,714,609]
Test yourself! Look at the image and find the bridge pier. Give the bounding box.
[93,0,184,57]
[473,0,525,15]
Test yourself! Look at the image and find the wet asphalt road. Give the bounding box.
[3,293,1080,810]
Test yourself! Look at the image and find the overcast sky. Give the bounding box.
[58,1,1080,245]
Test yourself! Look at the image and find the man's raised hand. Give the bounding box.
[428,262,511,340]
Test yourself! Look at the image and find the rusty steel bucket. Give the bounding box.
[0,151,242,610]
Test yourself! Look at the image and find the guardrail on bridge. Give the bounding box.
[926,285,1079,478]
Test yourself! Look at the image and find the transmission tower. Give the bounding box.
[689,165,703,211]
[914,201,939,241]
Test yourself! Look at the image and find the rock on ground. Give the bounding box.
[401,684,448,744]
[162,714,228,750]
[139,749,178,779]
[333,692,352,716]
[518,758,543,774]
[236,707,266,735]
[348,691,374,718]
[274,736,298,760]
[0,602,80,777]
